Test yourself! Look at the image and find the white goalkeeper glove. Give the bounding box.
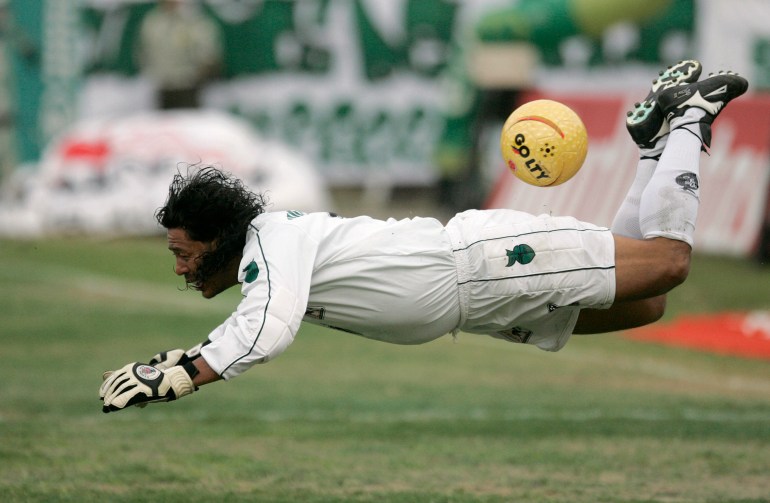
[99,362,197,413]
[99,341,206,410]
[148,341,206,370]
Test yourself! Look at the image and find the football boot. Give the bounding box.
[626,60,702,149]
[658,70,749,150]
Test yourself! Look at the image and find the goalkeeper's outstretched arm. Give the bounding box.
[191,357,221,386]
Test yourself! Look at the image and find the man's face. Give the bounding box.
[167,228,235,298]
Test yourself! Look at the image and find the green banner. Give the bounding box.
[5,0,79,167]
[5,0,695,185]
[6,0,44,165]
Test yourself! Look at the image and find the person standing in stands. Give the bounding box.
[136,0,223,109]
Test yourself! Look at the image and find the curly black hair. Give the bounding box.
[155,166,267,284]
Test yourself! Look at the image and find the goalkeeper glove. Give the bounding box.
[100,362,198,413]
[100,341,207,410]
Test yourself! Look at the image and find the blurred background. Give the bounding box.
[0,0,769,260]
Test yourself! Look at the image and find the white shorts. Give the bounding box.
[445,209,616,351]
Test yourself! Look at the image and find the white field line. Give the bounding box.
[5,259,234,314]
[93,406,770,425]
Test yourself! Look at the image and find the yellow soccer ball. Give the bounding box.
[500,99,588,187]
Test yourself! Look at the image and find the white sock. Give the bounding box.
[639,109,706,246]
[611,137,667,238]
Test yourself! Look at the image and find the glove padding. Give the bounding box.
[100,362,196,413]
[148,342,205,370]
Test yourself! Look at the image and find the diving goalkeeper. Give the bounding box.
[100,61,747,412]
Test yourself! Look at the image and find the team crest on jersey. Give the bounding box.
[505,243,535,267]
[243,260,259,283]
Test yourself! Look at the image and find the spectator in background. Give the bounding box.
[136,0,223,110]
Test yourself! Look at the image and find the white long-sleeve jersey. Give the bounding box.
[200,209,615,380]
[201,211,461,379]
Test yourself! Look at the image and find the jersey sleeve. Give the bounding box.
[201,217,317,380]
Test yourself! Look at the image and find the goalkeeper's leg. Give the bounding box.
[612,60,702,239]
[577,69,748,334]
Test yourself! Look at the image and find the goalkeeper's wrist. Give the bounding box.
[182,360,199,380]
[165,364,197,399]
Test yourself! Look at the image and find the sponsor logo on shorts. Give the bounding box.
[496,327,533,344]
[548,301,580,312]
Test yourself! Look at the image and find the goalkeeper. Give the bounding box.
[100,61,747,412]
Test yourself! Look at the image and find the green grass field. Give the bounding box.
[1,237,769,502]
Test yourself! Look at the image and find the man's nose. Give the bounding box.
[174,258,189,275]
